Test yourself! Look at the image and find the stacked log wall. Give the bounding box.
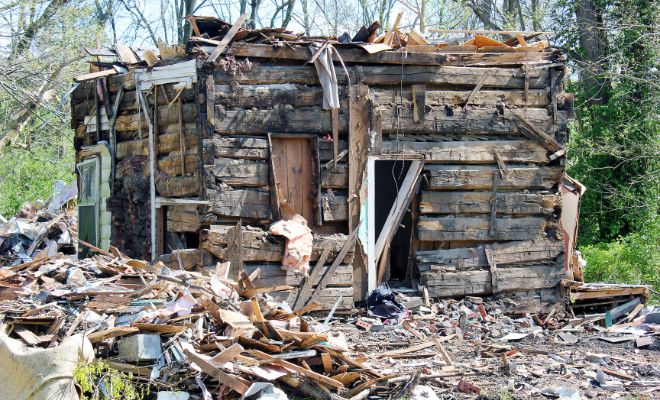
[71,70,203,259]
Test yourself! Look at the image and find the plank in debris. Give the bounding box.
[417,216,550,241]
[382,140,549,164]
[419,191,560,215]
[416,238,564,271]
[200,227,354,264]
[377,106,568,135]
[157,249,213,270]
[422,264,564,297]
[207,188,272,220]
[207,13,249,64]
[214,64,550,88]
[425,165,563,190]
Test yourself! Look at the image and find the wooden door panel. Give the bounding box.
[271,137,315,224]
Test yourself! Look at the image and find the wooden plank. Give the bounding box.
[226,220,243,280]
[348,84,370,233]
[115,43,140,64]
[86,326,140,343]
[425,165,563,190]
[383,140,549,164]
[207,188,271,220]
[417,216,550,241]
[419,191,560,215]
[422,264,564,297]
[207,13,249,64]
[249,350,344,390]
[322,163,349,189]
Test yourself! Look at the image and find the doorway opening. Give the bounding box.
[374,160,414,282]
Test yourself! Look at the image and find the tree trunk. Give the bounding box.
[575,0,610,104]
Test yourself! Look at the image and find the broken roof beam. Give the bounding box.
[207,13,249,64]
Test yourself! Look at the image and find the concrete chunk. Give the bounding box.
[118,334,162,362]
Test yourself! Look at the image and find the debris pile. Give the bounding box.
[0,180,77,266]
[0,247,658,399]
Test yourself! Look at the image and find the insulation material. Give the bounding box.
[269,215,313,275]
[0,329,94,400]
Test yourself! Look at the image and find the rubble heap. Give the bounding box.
[0,243,658,399]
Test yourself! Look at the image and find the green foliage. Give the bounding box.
[581,217,660,302]
[74,360,148,400]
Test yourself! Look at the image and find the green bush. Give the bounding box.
[580,218,660,303]
[74,360,148,400]
[0,143,73,218]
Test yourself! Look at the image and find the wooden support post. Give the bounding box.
[267,133,282,220]
[331,108,339,168]
[136,83,157,261]
[463,72,489,111]
[489,172,499,237]
[485,246,498,294]
[108,87,124,195]
[227,219,243,280]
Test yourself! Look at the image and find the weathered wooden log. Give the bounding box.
[200,226,354,264]
[207,188,272,220]
[155,174,200,197]
[321,194,348,222]
[382,140,549,164]
[214,64,550,88]
[167,205,201,232]
[205,158,269,187]
[421,264,564,297]
[84,102,197,132]
[370,88,554,108]
[419,191,560,215]
[73,88,196,120]
[117,130,199,160]
[321,164,348,189]
[425,165,563,190]
[213,106,566,136]
[213,106,348,135]
[417,216,551,241]
[378,106,568,135]
[214,84,348,109]
[205,135,345,163]
[267,286,354,310]
[158,153,201,175]
[415,238,564,271]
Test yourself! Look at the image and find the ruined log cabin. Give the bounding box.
[70,20,581,311]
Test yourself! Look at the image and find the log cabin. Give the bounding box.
[70,18,581,312]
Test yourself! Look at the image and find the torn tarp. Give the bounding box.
[367,282,408,320]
